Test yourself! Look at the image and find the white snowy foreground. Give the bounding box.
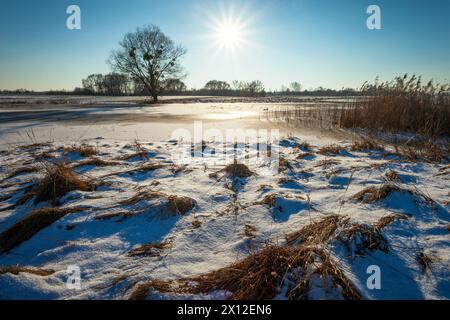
[0,135,449,300]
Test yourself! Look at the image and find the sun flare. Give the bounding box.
[215,22,243,47]
[203,4,258,57]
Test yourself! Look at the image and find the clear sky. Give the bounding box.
[0,0,449,91]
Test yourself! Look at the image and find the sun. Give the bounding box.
[203,5,258,57]
[215,22,243,48]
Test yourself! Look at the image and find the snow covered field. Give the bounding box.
[0,97,448,300]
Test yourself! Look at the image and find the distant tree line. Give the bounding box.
[196,80,266,97]
[273,84,358,97]
[1,81,361,97]
[1,77,359,97]
[76,73,188,96]
[79,73,131,95]
[0,88,35,94]
[76,75,268,97]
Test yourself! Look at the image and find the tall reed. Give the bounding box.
[340,75,450,138]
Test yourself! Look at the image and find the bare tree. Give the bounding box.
[231,80,242,91]
[164,78,187,93]
[290,81,302,92]
[81,74,97,94]
[82,73,130,95]
[108,25,186,102]
[102,73,129,96]
[92,74,105,94]
[245,80,265,96]
[203,80,231,95]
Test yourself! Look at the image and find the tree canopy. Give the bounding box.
[108,25,186,102]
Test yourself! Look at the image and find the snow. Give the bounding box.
[0,100,448,300]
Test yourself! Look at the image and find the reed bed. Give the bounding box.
[268,75,450,161]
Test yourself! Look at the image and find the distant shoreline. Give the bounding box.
[0,94,364,107]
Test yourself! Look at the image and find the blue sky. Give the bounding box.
[0,0,449,91]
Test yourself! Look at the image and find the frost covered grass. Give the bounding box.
[0,136,448,300]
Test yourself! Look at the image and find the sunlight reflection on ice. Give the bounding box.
[202,111,257,120]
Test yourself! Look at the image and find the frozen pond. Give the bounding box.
[0,96,352,146]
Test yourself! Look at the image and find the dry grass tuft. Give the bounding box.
[129,245,362,300]
[286,216,391,255]
[350,137,385,152]
[338,223,389,254]
[94,211,134,221]
[191,220,202,229]
[210,161,254,179]
[189,246,304,299]
[224,161,254,178]
[317,144,344,156]
[299,142,312,151]
[117,140,150,161]
[244,224,257,238]
[255,193,278,208]
[217,197,243,216]
[255,193,305,209]
[100,162,169,178]
[117,151,149,161]
[416,251,434,272]
[63,145,98,157]
[166,195,196,215]
[95,273,134,290]
[257,184,272,192]
[375,214,409,230]
[128,279,173,300]
[6,166,39,179]
[21,163,95,205]
[128,282,153,300]
[314,159,340,168]
[394,139,449,163]
[0,207,82,252]
[278,157,293,172]
[128,242,171,257]
[118,190,165,206]
[437,164,450,176]
[353,184,436,208]
[352,184,399,203]
[139,163,169,171]
[296,152,314,160]
[0,266,55,276]
[34,151,56,161]
[278,177,295,184]
[73,157,121,168]
[298,249,362,300]
[384,170,400,182]
[117,190,196,217]
[286,215,341,245]
[19,142,51,151]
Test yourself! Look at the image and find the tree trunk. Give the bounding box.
[152,93,158,103]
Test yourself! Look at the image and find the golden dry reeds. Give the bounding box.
[128,245,362,300]
[22,162,95,205]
